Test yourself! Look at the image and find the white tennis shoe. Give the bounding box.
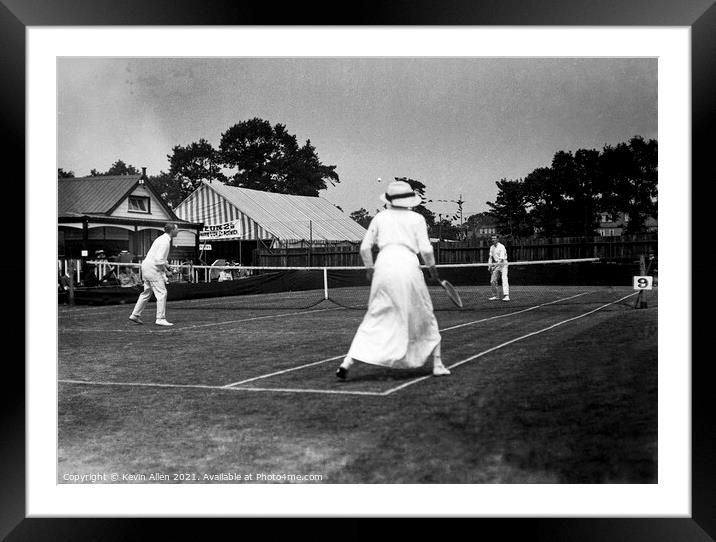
[502,295,510,301]
[488,296,498,300]
[433,365,451,376]
[155,319,174,326]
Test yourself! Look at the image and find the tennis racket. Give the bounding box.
[440,280,463,308]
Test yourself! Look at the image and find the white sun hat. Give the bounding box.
[379,180,423,208]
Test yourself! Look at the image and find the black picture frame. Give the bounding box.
[6,1,710,539]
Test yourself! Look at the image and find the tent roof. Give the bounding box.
[180,181,366,241]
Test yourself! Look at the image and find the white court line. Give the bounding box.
[439,291,590,332]
[379,292,639,396]
[58,294,634,397]
[172,307,344,331]
[227,386,383,396]
[58,293,631,397]
[58,294,330,317]
[223,355,345,387]
[222,292,590,388]
[58,307,344,333]
[59,379,219,390]
[58,379,384,396]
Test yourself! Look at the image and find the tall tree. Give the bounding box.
[431,217,461,240]
[283,139,341,196]
[349,208,373,228]
[168,138,225,197]
[548,149,602,236]
[465,212,494,227]
[487,178,532,237]
[146,171,185,209]
[89,160,140,177]
[488,136,657,239]
[106,160,140,176]
[219,118,339,196]
[522,167,562,236]
[600,136,657,233]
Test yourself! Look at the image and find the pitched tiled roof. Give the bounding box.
[58,175,141,215]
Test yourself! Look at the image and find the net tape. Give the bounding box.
[78,258,645,311]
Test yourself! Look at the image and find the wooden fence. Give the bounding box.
[254,244,363,267]
[253,234,657,267]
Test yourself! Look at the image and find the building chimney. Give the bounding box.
[139,167,147,184]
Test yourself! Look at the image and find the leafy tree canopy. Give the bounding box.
[146,171,185,209]
[88,160,140,177]
[219,118,339,196]
[431,218,462,241]
[349,208,373,229]
[486,178,533,237]
[168,138,225,198]
[134,118,341,210]
[487,136,657,237]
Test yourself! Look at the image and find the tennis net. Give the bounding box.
[161,257,645,311]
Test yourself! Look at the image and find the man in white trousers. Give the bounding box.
[129,223,179,326]
[488,234,510,301]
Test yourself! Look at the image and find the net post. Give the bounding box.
[68,260,75,306]
[635,254,648,309]
[323,267,328,300]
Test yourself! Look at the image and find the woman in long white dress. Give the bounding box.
[336,180,451,380]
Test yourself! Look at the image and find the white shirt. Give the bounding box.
[360,208,435,266]
[489,242,508,264]
[141,233,172,277]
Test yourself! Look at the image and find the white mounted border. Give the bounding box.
[28,26,689,517]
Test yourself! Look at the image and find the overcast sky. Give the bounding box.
[58,57,657,217]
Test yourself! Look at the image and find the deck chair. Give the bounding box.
[209,259,227,281]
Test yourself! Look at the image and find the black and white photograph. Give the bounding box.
[55,54,659,486]
[9,14,703,530]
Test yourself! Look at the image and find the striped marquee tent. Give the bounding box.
[174,181,366,244]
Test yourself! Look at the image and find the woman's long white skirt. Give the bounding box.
[347,245,441,369]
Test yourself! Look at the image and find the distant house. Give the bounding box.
[643,215,658,233]
[597,212,657,236]
[467,213,497,237]
[58,169,203,261]
[597,213,625,237]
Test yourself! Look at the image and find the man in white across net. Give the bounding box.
[488,234,510,302]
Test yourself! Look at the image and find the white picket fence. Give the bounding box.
[57,258,83,283]
[58,259,256,285]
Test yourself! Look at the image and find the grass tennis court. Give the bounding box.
[58,285,657,483]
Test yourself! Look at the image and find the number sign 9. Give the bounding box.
[633,276,653,290]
